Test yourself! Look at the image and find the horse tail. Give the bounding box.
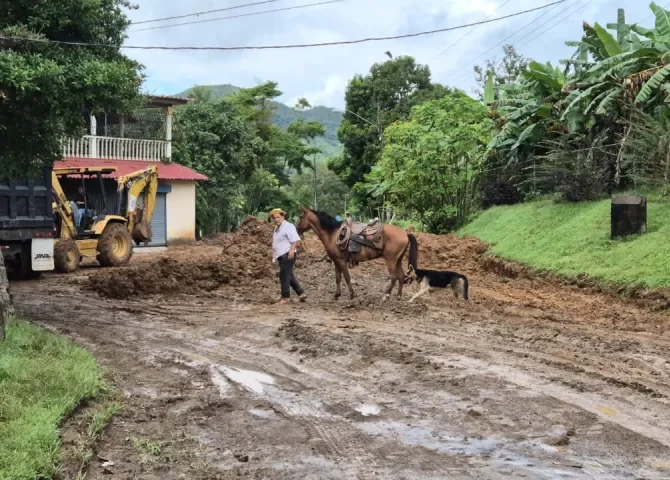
[407,233,418,271]
[461,275,470,302]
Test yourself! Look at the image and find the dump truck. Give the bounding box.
[0,167,55,279]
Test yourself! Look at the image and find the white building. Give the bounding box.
[54,95,207,246]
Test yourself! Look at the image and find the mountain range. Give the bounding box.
[175,84,343,158]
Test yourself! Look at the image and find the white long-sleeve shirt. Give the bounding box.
[273,220,300,260]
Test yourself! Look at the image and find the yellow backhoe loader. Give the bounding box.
[51,165,159,273]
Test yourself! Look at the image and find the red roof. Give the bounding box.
[56,158,208,181]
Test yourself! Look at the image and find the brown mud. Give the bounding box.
[10,217,670,479]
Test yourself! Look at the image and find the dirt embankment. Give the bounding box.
[87,218,670,311]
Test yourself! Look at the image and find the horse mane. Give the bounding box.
[312,209,342,232]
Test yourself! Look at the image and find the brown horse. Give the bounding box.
[296,208,418,299]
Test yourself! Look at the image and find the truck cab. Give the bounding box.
[0,167,56,279]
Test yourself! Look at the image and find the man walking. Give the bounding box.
[269,208,307,305]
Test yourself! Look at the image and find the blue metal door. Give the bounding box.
[136,192,167,247]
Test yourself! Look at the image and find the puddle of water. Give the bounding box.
[209,366,231,397]
[360,420,501,456]
[172,351,275,397]
[123,386,157,399]
[201,338,219,348]
[358,420,592,479]
[219,366,275,394]
[249,408,277,419]
[356,404,381,416]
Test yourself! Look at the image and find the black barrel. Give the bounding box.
[611,194,646,239]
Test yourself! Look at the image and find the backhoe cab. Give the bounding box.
[51,165,159,273]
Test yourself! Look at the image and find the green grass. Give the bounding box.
[0,318,103,480]
[458,198,670,288]
[88,402,121,440]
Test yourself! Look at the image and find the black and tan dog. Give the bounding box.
[404,264,470,303]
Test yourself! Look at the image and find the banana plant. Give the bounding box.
[559,8,668,122]
[486,61,567,164]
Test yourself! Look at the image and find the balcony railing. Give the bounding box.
[63,135,171,161]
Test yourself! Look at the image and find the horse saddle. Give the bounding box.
[337,219,384,266]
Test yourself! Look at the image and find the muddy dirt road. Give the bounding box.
[10,219,670,479]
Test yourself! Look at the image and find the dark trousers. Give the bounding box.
[278,253,304,298]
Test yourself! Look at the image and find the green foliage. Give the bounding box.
[174,81,329,233]
[0,0,144,176]
[287,161,350,214]
[474,44,529,100]
[621,108,670,194]
[459,199,670,288]
[366,92,493,233]
[0,317,103,479]
[330,56,450,198]
[172,96,256,233]
[482,4,670,202]
[176,83,343,158]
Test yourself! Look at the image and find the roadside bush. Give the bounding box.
[481,175,523,208]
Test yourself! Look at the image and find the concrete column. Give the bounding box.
[89,115,98,158]
[165,107,173,160]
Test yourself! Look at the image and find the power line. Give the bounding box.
[132,0,281,25]
[428,0,513,66]
[443,0,571,83]
[0,0,567,52]
[130,0,344,32]
[446,0,583,86]
[630,2,670,25]
[515,0,593,51]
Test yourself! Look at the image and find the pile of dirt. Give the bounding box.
[204,216,274,248]
[87,217,277,299]
[413,233,489,273]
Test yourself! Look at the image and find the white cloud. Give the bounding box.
[123,0,649,108]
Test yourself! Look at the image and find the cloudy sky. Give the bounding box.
[123,0,653,110]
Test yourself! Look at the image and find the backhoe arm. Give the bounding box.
[51,170,77,239]
[116,165,159,245]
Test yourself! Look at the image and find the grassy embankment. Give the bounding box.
[458,198,670,288]
[0,317,109,479]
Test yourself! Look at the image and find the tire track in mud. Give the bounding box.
[161,347,392,478]
[269,308,670,453]
[10,229,670,479]
[20,294,385,477]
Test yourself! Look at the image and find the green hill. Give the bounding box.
[176,84,343,159]
[458,199,670,288]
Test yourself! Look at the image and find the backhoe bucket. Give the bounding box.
[132,209,153,245]
[132,221,152,245]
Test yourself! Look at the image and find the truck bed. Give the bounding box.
[0,167,54,240]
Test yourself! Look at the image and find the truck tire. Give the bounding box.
[54,240,80,273]
[97,223,133,267]
[18,244,42,280]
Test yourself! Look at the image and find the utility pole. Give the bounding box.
[344,194,349,215]
[344,107,382,146]
[377,102,383,151]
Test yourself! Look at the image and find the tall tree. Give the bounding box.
[289,162,350,215]
[0,0,144,341]
[329,56,449,192]
[230,82,319,183]
[366,91,493,233]
[0,0,144,176]
[474,44,529,100]
[173,96,258,233]
[288,97,325,208]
